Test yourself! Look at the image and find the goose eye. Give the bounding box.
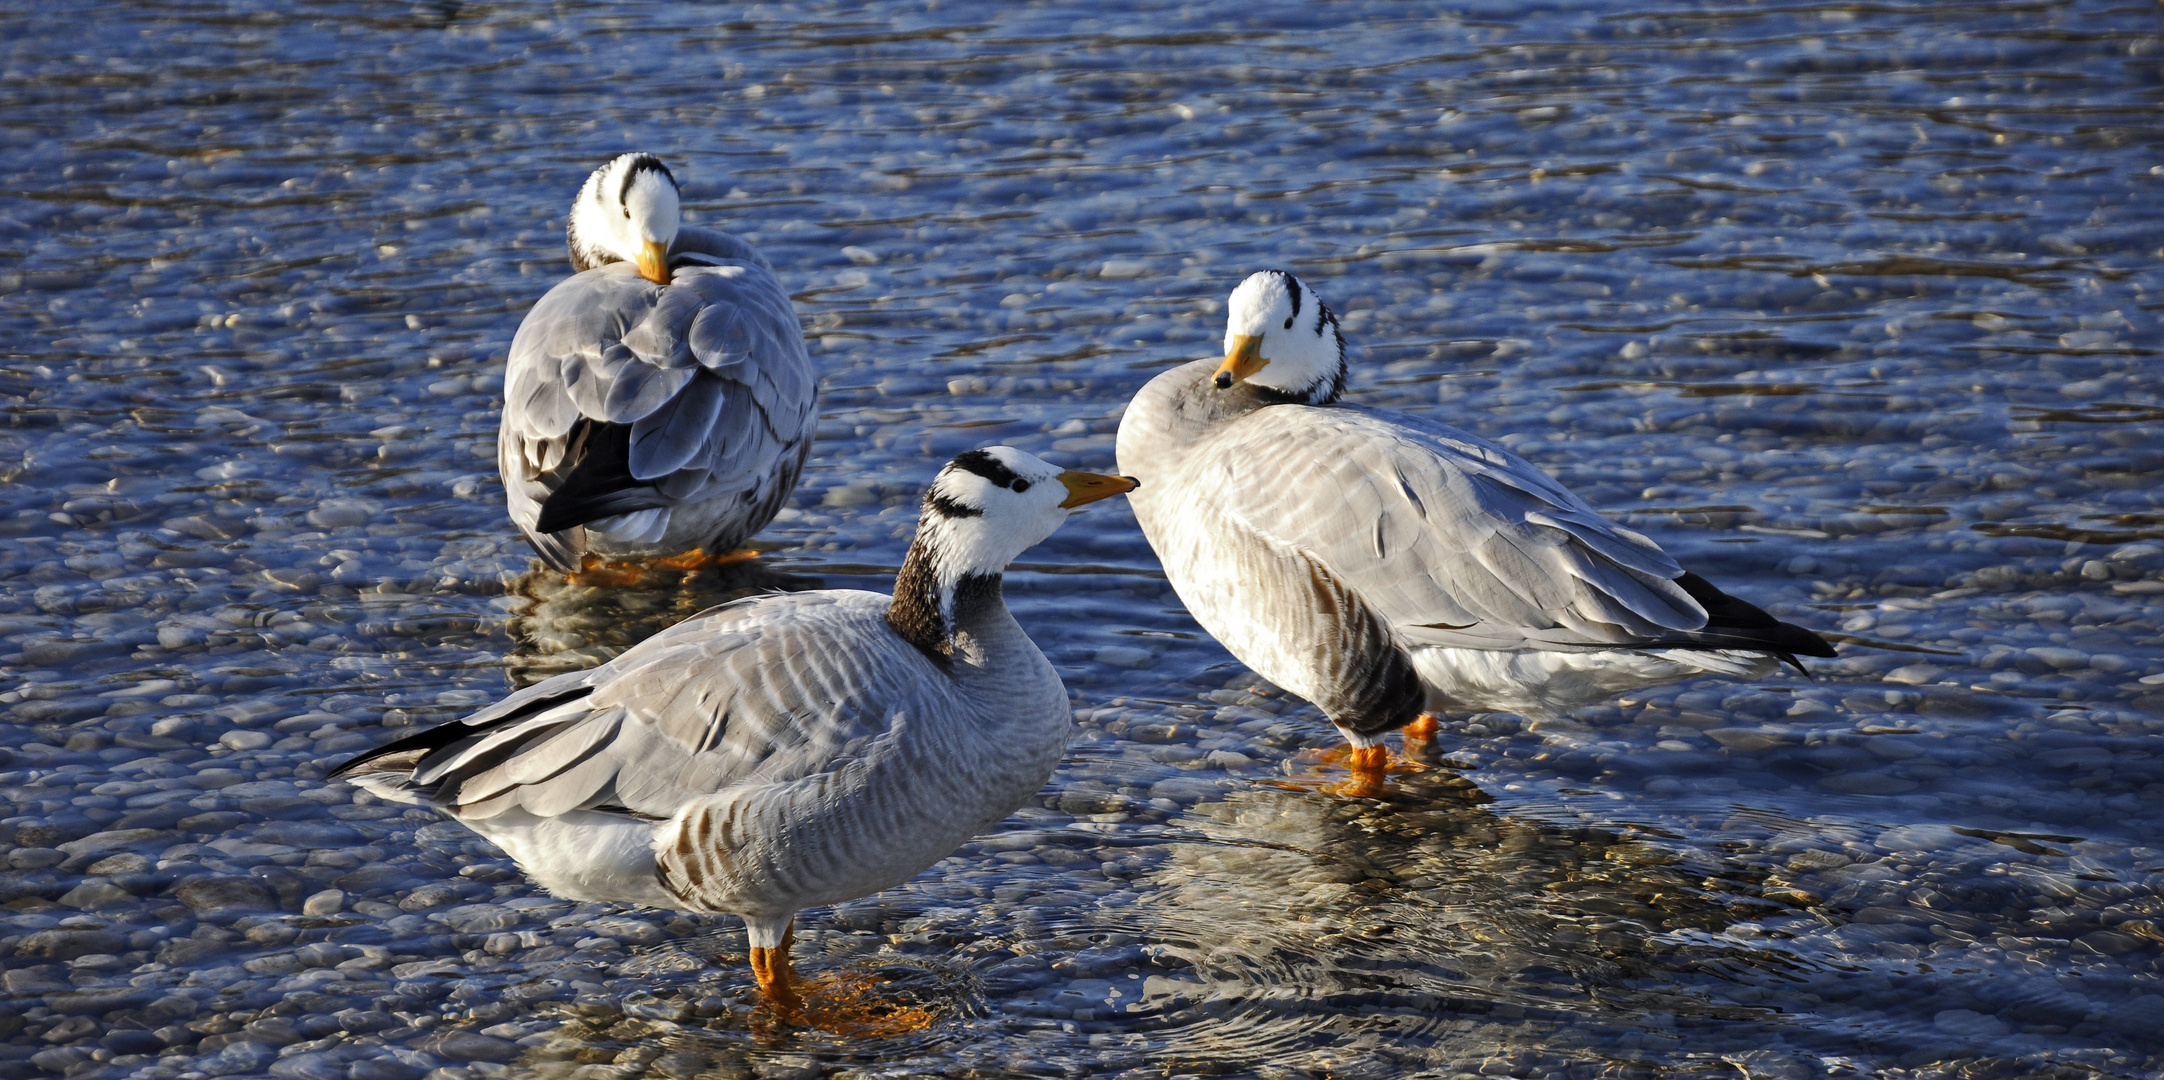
[1282,316,1294,329]
[1010,478,1031,493]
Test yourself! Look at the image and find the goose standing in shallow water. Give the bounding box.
[1116,270,1833,788]
[499,153,816,582]
[333,448,1137,1016]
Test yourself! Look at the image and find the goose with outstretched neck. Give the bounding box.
[334,447,1138,1018]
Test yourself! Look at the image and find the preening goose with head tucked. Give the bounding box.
[1116,270,1833,787]
[334,447,1138,1016]
[500,152,816,581]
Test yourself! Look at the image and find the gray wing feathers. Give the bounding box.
[416,593,925,822]
[1205,406,1707,650]
[628,372,728,479]
[466,711,624,794]
[506,263,807,436]
[499,258,816,552]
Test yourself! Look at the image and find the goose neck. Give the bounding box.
[886,540,1010,668]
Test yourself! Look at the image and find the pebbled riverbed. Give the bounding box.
[3,2,2162,1078]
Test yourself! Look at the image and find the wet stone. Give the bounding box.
[174,876,277,920]
[1705,728,1791,753]
[29,1048,91,1074]
[14,927,122,960]
[57,880,135,909]
[437,903,517,933]
[220,729,273,751]
[432,1030,518,1062]
[200,1038,279,1076]
[306,500,376,529]
[269,1052,348,1080]
[350,1059,430,1080]
[398,883,463,912]
[1095,645,1156,669]
[6,848,66,870]
[587,916,663,946]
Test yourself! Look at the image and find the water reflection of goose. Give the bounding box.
[1106,773,1797,1073]
[499,152,816,581]
[497,556,821,688]
[1117,270,1834,784]
[334,448,1138,1017]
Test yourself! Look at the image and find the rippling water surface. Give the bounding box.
[4,2,2162,1077]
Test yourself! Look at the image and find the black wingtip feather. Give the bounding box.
[534,421,667,534]
[1668,571,1838,660]
[327,684,597,781]
[327,720,478,781]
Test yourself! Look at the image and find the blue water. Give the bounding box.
[3,2,2161,1078]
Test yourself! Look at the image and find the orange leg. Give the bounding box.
[1338,744,1391,798]
[746,921,938,1034]
[1403,713,1440,740]
[750,922,804,1016]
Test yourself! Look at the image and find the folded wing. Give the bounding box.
[332,592,927,821]
[1194,405,1711,652]
[499,260,816,563]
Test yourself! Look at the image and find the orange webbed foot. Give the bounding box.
[795,969,938,1036]
[748,923,939,1035]
[1273,741,1425,797]
[654,547,760,571]
[566,555,650,587]
[1403,713,1441,741]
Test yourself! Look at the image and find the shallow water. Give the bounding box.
[3,1,2162,1078]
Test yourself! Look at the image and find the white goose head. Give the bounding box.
[916,447,1138,582]
[1215,269,1347,405]
[892,447,1137,652]
[566,152,681,285]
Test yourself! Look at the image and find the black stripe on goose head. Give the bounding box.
[947,448,1026,490]
[925,491,984,519]
[615,154,677,212]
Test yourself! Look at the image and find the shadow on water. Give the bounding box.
[498,558,823,688]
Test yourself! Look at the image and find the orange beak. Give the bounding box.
[1056,471,1139,508]
[635,239,671,285]
[1213,334,1266,389]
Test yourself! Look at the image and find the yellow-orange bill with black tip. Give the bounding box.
[1213,333,1266,388]
[1057,471,1140,508]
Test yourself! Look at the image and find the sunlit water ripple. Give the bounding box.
[2,2,2161,1078]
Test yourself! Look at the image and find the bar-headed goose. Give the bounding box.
[1116,270,1832,786]
[335,447,1138,1014]
[500,153,816,582]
